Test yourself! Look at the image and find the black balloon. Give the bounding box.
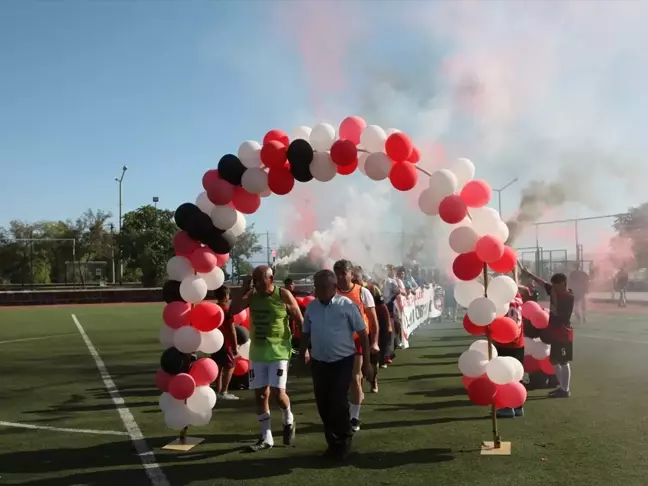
[287,139,314,167]
[218,154,246,186]
[205,229,236,254]
[160,347,191,375]
[174,203,199,231]
[291,162,314,183]
[235,324,250,345]
[186,210,217,243]
[162,280,183,303]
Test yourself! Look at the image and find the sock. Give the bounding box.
[257,412,273,445]
[281,406,294,426]
[553,364,564,390]
[561,363,571,392]
[350,404,361,421]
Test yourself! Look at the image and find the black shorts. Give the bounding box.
[549,341,573,365]
[494,346,524,364]
[211,347,235,369]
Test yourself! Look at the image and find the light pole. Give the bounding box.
[115,165,127,285]
[493,177,519,217]
[153,196,159,209]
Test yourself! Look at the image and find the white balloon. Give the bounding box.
[364,152,392,181]
[487,276,518,306]
[198,266,225,291]
[230,211,246,238]
[159,326,175,348]
[310,151,337,182]
[291,126,312,142]
[174,325,202,354]
[310,123,336,151]
[505,356,525,382]
[167,256,193,281]
[454,280,485,308]
[529,341,551,360]
[189,408,213,427]
[428,169,458,198]
[210,205,237,230]
[469,339,499,358]
[486,356,517,385]
[494,220,510,244]
[458,349,488,377]
[448,226,479,254]
[357,152,370,175]
[238,140,262,169]
[467,297,497,326]
[179,275,208,304]
[195,191,215,215]
[386,128,401,136]
[186,386,217,413]
[360,125,387,153]
[452,217,473,229]
[164,406,193,430]
[418,188,441,216]
[260,187,272,198]
[470,207,502,236]
[241,168,268,194]
[198,328,224,354]
[159,392,185,413]
[238,340,251,360]
[450,157,475,188]
[496,302,510,317]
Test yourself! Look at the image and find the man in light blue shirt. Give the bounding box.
[299,269,372,461]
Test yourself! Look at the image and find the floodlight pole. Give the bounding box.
[493,177,519,217]
[115,166,128,285]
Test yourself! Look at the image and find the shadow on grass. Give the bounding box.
[405,387,466,399]
[421,352,462,360]
[374,399,474,413]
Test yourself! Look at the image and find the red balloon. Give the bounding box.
[339,116,366,145]
[463,314,487,336]
[267,166,295,195]
[490,316,520,344]
[206,178,234,205]
[233,358,250,377]
[438,195,468,224]
[523,355,540,373]
[215,252,229,267]
[189,247,219,273]
[385,132,413,162]
[155,369,172,392]
[295,296,305,307]
[330,139,358,167]
[233,308,249,325]
[495,381,527,408]
[168,373,196,400]
[452,252,484,281]
[538,357,555,375]
[462,373,486,389]
[460,180,492,208]
[202,169,220,193]
[232,186,261,214]
[467,375,497,406]
[407,146,420,163]
[488,246,517,273]
[302,295,315,305]
[173,231,201,257]
[337,157,358,175]
[260,140,287,170]
[263,129,289,147]
[191,302,224,332]
[189,357,219,386]
[521,300,542,319]
[389,161,418,191]
[163,301,192,329]
[530,309,549,329]
[475,235,505,263]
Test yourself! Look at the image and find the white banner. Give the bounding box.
[394,286,442,348]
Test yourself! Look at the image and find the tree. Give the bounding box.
[230,224,263,282]
[117,205,177,287]
[614,203,648,269]
[272,244,320,281]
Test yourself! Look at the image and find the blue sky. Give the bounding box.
[1,1,647,255]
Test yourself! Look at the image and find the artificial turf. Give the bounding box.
[1,303,648,485]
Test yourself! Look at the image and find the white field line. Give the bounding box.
[0,333,76,345]
[578,332,648,345]
[71,314,169,486]
[0,420,129,436]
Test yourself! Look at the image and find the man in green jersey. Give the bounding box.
[230,265,304,452]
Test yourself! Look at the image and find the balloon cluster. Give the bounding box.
[520,301,555,376]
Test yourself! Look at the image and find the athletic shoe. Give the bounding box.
[370,383,378,393]
[380,364,388,369]
[283,422,296,446]
[496,408,515,418]
[548,388,571,398]
[350,418,361,433]
[514,407,524,417]
[248,438,273,452]
[218,392,239,401]
[385,357,393,364]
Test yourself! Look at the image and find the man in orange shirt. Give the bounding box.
[333,259,379,432]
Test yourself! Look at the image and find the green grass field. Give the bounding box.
[1,303,648,486]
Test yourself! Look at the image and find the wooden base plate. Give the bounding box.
[162,436,204,452]
[480,441,511,456]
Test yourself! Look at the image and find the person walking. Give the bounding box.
[229,265,304,451]
[299,269,373,460]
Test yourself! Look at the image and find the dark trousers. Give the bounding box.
[311,354,355,449]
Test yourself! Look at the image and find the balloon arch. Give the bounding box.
[157,116,525,452]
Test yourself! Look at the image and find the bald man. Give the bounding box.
[230,265,304,451]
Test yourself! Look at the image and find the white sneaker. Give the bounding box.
[218,392,239,400]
